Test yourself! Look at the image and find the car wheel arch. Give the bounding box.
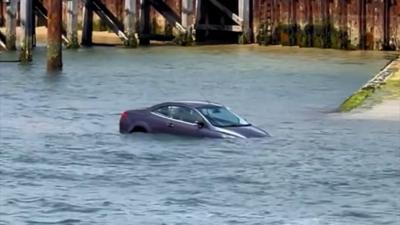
[129,122,151,133]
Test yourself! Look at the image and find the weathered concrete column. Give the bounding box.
[47,0,63,71]
[67,0,79,48]
[238,0,251,44]
[181,0,190,28]
[82,0,93,46]
[179,0,194,45]
[19,0,33,62]
[124,0,138,47]
[6,0,17,50]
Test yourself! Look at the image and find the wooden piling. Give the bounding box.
[140,0,150,45]
[124,0,138,47]
[321,0,331,48]
[305,0,313,47]
[383,0,390,50]
[0,0,4,27]
[358,0,366,49]
[195,0,201,26]
[289,0,298,46]
[47,0,62,71]
[82,0,93,46]
[19,0,33,62]
[6,0,17,50]
[238,0,251,43]
[31,3,36,48]
[67,0,79,48]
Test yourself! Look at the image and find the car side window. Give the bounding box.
[153,106,170,117]
[170,106,202,124]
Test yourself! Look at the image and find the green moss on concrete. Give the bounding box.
[339,87,374,112]
[174,32,194,46]
[339,59,400,112]
[238,33,250,44]
[124,34,138,48]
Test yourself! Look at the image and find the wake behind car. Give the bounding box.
[119,101,269,138]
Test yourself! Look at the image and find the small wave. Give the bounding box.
[41,202,101,214]
[334,210,379,219]
[26,219,81,225]
[164,197,209,207]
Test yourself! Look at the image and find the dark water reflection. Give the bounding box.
[0,46,399,225]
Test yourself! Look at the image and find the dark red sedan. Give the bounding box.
[119,101,269,138]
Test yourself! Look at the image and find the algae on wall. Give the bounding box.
[257,22,355,50]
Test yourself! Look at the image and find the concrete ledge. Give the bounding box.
[339,55,400,112]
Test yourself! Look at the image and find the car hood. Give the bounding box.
[215,126,269,138]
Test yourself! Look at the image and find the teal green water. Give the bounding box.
[0,46,399,225]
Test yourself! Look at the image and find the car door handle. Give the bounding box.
[167,122,175,128]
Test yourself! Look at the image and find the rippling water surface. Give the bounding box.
[0,46,399,225]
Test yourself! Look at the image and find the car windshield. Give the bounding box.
[196,106,250,127]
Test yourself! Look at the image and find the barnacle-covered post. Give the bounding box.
[67,0,79,48]
[179,0,194,45]
[19,0,33,62]
[124,0,138,47]
[47,0,63,71]
[239,0,251,44]
[5,0,17,50]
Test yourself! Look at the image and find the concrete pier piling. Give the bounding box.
[179,0,194,44]
[47,0,63,71]
[124,0,138,47]
[5,0,17,50]
[67,0,79,48]
[19,0,33,62]
[1,0,397,58]
[239,0,251,44]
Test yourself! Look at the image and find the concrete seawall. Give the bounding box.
[339,55,400,113]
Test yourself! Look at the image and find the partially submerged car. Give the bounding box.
[119,101,269,138]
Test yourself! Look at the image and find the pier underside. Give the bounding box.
[196,0,244,43]
[0,0,398,49]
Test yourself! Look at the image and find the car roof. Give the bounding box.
[152,101,223,109]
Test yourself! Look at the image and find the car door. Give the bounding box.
[149,105,177,134]
[167,106,205,137]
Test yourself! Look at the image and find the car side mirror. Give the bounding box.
[196,121,205,129]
